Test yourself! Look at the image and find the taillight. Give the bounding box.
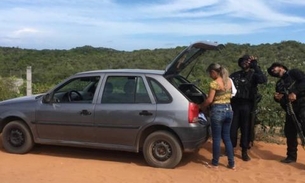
[188,102,199,123]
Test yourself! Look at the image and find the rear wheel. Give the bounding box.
[2,121,34,154]
[143,131,182,169]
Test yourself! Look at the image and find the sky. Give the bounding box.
[1,0,305,51]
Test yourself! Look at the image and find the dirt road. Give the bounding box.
[1,139,305,183]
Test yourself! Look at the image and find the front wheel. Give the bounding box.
[1,121,34,154]
[143,131,182,169]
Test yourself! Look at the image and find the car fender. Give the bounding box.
[0,110,33,132]
[134,121,183,152]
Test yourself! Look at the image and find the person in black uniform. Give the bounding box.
[267,62,305,163]
[230,55,267,161]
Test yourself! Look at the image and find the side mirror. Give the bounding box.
[42,93,51,103]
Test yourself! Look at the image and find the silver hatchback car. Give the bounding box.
[0,41,224,168]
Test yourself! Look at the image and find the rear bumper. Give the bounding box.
[173,123,210,152]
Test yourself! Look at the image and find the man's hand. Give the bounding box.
[274,92,284,101]
[249,55,257,61]
[288,92,297,102]
[249,56,258,68]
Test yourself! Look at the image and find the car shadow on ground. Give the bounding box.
[38,145,148,166]
[0,138,210,169]
[0,139,148,167]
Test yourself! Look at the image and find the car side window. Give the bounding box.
[52,76,100,103]
[101,76,151,103]
[147,78,172,103]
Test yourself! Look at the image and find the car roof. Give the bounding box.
[75,69,165,76]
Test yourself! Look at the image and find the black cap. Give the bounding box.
[267,62,288,77]
[241,54,251,60]
[238,54,251,67]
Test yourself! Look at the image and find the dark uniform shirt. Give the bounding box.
[275,69,305,111]
[230,64,267,101]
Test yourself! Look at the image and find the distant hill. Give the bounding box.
[0,40,304,86]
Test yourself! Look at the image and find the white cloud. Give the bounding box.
[0,0,304,50]
[12,28,39,36]
[277,0,305,5]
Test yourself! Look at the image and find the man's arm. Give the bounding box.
[274,80,285,104]
[251,60,267,84]
[288,69,305,97]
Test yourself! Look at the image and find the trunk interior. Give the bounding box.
[178,83,206,104]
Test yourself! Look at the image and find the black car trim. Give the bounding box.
[32,121,140,129]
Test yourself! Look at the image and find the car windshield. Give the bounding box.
[165,41,223,79]
[179,56,200,79]
[166,46,203,76]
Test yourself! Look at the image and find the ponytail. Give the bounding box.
[206,63,230,88]
[219,66,230,88]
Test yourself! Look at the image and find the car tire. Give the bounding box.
[2,120,34,154]
[143,131,182,169]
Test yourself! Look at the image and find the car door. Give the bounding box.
[94,74,156,150]
[35,75,101,142]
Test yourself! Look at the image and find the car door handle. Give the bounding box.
[80,110,92,115]
[139,110,153,116]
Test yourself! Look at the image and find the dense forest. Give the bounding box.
[1,40,305,139]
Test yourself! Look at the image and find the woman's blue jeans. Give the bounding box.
[210,104,235,167]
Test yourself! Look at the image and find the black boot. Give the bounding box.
[242,149,251,161]
[283,138,297,163]
[280,157,296,163]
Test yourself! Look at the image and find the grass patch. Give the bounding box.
[254,124,286,145]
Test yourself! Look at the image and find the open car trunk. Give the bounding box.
[166,75,207,105]
[164,41,224,105]
[178,83,206,104]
